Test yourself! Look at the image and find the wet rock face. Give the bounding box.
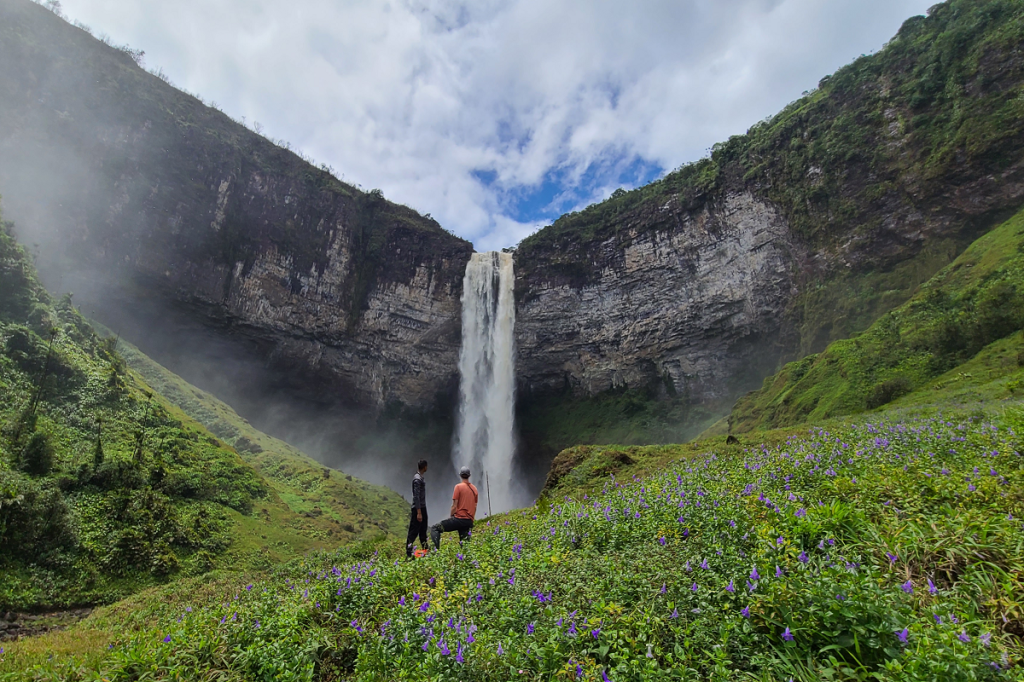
[515,193,804,404]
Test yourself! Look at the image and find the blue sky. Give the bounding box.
[57,0,937,250]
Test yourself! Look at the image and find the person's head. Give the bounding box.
[459,466,470,480]
[418,459,428,473]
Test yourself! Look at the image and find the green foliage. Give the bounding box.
[18,429,55,476]
[8,407,1022,680]
[732,206,1024,432]
[0,205,303,609]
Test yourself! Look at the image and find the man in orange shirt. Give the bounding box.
[429,466,478,550]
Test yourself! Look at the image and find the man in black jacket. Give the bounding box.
[406,459,428,558]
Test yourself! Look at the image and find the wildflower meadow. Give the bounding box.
[11,406,1022,681]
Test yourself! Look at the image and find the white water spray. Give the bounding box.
[453,251,518,514]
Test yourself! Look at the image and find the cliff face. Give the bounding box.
[3,0,1024,491]
[515,193,803,404]
[0,0,472,412]
[514,0,1024,451]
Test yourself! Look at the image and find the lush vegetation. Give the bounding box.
[0,209,407,611]
[109,334,412,549]
[731,205,1024,433]
[4,401,1022,680]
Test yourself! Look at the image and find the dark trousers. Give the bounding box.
[406,508,428,556]
[430,516,473,550]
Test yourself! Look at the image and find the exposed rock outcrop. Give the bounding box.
[516,193,804,404]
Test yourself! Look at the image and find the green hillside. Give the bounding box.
[107,333,410,546]
[0,205,407,611]
[730,205,1024,433]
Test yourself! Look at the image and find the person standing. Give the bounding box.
[406,459,428,558]
[430,466,478,550]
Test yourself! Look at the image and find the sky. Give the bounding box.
[56,0,937,251]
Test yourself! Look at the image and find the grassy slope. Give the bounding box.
[5,398,1022,680]
[730,205,1024,433]
[107,332,410,546]
[0,211,406,612]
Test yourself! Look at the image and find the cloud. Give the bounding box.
[59,0,935,251]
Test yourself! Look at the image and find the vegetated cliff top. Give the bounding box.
[0,204,408,612]
[729,205,1024,433]
[0,0,469,305]
[518,0,1024,265]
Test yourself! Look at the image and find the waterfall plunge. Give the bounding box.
[453,251,518,514]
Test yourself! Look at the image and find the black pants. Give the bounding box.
[406,508,428,556]
[430,516,473,550]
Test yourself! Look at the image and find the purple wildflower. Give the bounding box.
[658,536,667,546]
[726,580,735,593]
[782,626,794,642]
[958,631,971,643]
[775,565,784,577]
[527,622,534,635]
[602,669,612,682]
[901,580,913,594]
[670,608,679,619]
[897,628,909,644]
[798,551,809,563]
[592,628,601,638]
[741,606,750,618]
[980,633,992,646]
[750,567,761,581]
[163,635,171,643]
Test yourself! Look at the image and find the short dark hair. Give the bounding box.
[417,459,428,470]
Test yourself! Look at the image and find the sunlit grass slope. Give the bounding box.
[0,207,406,612]
[730,205,1024,433]
[5,399,1022,680]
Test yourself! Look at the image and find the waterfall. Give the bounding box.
[453,251,518,514]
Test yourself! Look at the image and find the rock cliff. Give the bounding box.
[2,0,1024,493]
[515,193,803,404]
[0,0,472,414]
[514,0,1024,459]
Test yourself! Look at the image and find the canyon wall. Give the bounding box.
[0,0,472,414]
[2,0,1024,489]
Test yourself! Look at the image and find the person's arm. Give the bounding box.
[412,475,423,521]
[450,485,458,517]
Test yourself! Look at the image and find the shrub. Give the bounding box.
[866,376,912,409]
[19,430,55,476]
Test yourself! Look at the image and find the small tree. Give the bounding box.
[20,430,55,476]
[92,417,104,467]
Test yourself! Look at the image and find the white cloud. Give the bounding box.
[60,0,936,251]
